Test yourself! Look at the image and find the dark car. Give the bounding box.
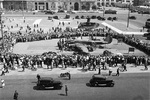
[57,10,65,13]
[45,10,55,15]
[89,74,114,87]
[75,15,80,19]
[107,17,112,20]
[37,77,63,90]
[129,16,136,20]
[145,19,150,28]
[53,16,59,19]
[143,32,150,37]
[131,9,137,13]
[105,9,117,14]
[113,17,117,20]
[91,15,97,19]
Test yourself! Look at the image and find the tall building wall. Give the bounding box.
[133,0,149,6]
[0,0,118,11]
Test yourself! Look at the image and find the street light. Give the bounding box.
[127,3,131,28]
[22,0,25,22]
[103,0,105,17]
[0,10,4,50]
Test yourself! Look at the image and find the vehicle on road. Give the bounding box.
[145,18,150,28]
[89,74,115,87]
[105,9,117,14]
[129,16,136,20]
[45,10,55,14]
[37,77,63,90]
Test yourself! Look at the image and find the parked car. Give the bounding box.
[138,11,150,14]
[81,15,85,19]
[89,74,114,87]
[37,77,63,90]
[97,16,105,21]
[131,9,137,13]
[105,9,117,14]
[91,15,97,19]
[143,32,150,37]
[57,10,65,13]
[129,16,136,20]
[113,17,117,20]
[75,16,80,19]
[145,18,150,28]
[45,10,55,14]
[107,17,112,20]
[48,16,52,20]
[53,16,59,19]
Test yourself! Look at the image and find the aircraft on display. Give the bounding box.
[64,35,113,53]
[66,35,113,46]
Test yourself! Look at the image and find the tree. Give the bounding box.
[81,5,86,10]
[92,5,97,10]
[97,3,101,7]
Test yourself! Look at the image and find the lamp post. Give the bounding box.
[0,10,4,50]
[127,3,130,28]
[103,0,105,17]
[22,0,25,22]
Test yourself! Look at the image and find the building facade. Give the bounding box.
[96,0,116,7]
[133,0,150,6]
[0,0,117,11]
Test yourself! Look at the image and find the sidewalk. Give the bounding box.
[0,64,149,77]
[101,22,146,35]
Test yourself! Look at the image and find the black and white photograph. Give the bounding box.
[0,0,150,100]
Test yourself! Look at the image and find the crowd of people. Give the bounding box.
[0,17,149,76]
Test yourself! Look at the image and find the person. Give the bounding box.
[68,72,71,80]
[65,85,68,96]
[13,90,19,100]
[116,68,120,76]
[36,74,41,83]
[1,67,5,76]
[98,67,101,74]
[109,69,112,76]
[1,79,5,88]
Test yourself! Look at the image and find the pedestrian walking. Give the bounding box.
[98,67,101,74]
[1,79,5,88]
[1,67,5,76]
[65,85,68,96]
[68,72,71,80]
[116,68,120,76]
[36,74,41,83]
[13,90,19,100]
[109,69,112,76]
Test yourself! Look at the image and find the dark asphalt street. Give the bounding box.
[0,73,149,100]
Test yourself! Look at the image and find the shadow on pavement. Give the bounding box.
[58,93,66,96]
[33,86,62,91]
[86,83,114,88]
[78,69,88,72]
